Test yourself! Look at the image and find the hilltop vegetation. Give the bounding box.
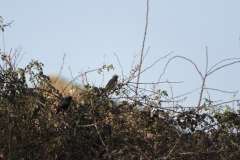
[1,13,240,159]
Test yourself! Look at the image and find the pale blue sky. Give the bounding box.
[1,1,240,107]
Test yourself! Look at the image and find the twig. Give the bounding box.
[2,29,6,54]
[208,58,240,74]
[204,88,238,93]
[16,48,25,69]
[165,134,182,159]
[55,53,66,84]
[140,51,174,80]
[90,99,106,146]
[167,80,174,107]
[197,47,208,107]
[102,55,105,87]
[142,46,151,62]
[114,53,124,79]
[122,138,150,160]
[94,118,106,146]
[135,0,149,97]
[62,67,108,93]
[207,61,240,76]
[158,55,203,83]
[128,80,182,84]
[125,54,184,91]
[211,99,240,107]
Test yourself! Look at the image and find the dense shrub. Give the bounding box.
[1,14,240,160]
[0,54,240,160]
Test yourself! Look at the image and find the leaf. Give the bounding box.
[162,90,168,97]
[224,105,231,113]
[0,16,3,23]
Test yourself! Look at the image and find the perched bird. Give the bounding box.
[56,96,72,114]
[103,74,118,94]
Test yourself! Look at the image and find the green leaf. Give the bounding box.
[162,90,168,97]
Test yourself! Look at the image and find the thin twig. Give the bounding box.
[128,80,183,84]
[165,134,182,159]
[94,121,106,146]
[204,88,238,93]
[208,58,240,74]
[102,55,105,87]
[140,51,174,79]
[142,46,151,62]
[159,55,203,83]
[197,47,208,107]
[135,0,149,97]
[207,61,240,76]
[167,80,174,107]
[2,30,6,54]
[126,51,174,83]
[114,53,124,79]
[16,48,25,69]
[55,53,66,84]
[62,67,107,93]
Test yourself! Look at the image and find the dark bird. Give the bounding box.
[103,74,118,94]
[56,96,72,114]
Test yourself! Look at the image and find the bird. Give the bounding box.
[56,96,72,114]
[103,74,118,94]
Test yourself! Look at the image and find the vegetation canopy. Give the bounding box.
[1,3,240,159]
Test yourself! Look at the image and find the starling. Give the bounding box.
[103,74,118,94]
[56,96,72,114]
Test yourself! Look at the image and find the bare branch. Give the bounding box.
[114,53,124,79]
[158,55,203,83]
[207,60,240,76]
[141,51,174,77]
[55,53,66,84]
[165,134,182,159]
[128,80,183,84]
[135,0,149,97]
[208,58,240,74]
[62,67,108,93]
[197,47,208,107]
[142,46,151,62]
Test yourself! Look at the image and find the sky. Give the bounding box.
[1,1,240,108]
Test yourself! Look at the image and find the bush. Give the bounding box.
[1,13,240,160]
